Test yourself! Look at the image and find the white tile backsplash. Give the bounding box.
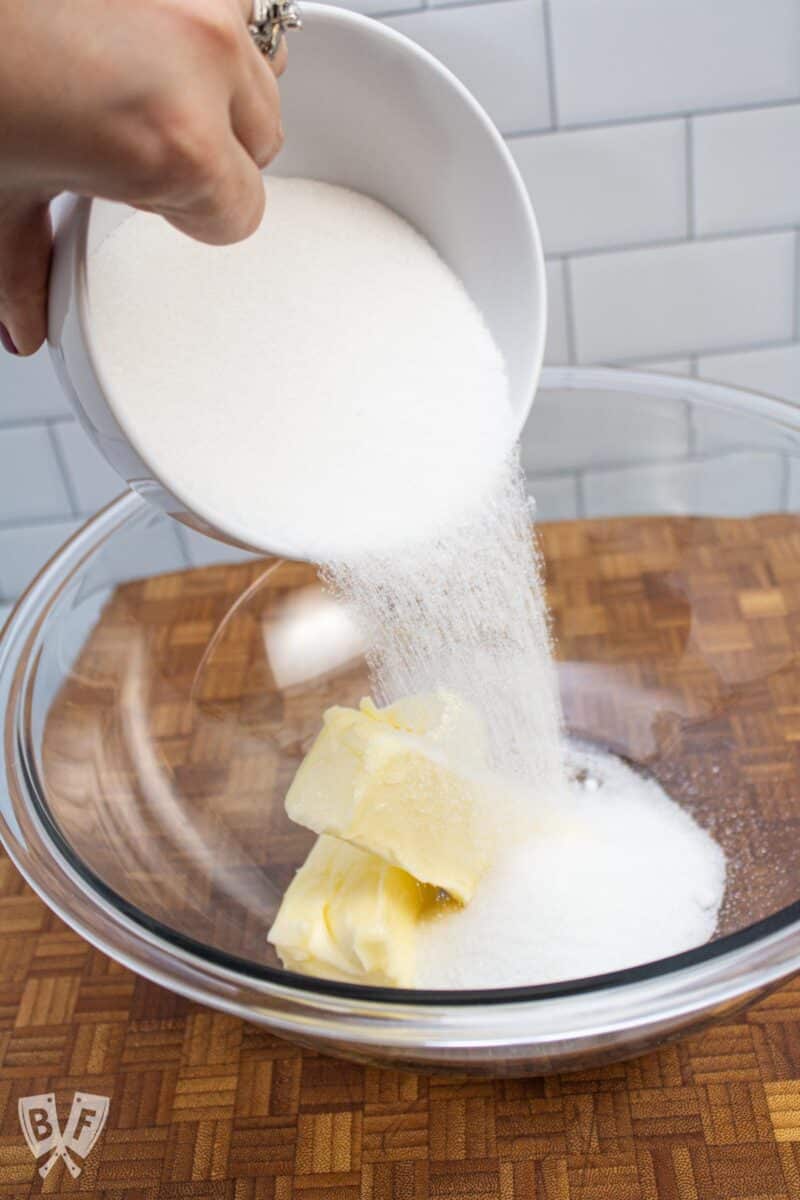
[0,426,72,522]
[583,452,785,520]
[690,400,799,458]
[0,518,83,601]
[510,120,687,255]
[384,2,551,135]
[693,104,800,237]
[52,420,126,513]
[548,0,800,126]
[2,0,800,606]
[697,344,800,407]
[571,233,796,363]
[0,347,71,423]
[522,388,689,474]
[544,260,569,364]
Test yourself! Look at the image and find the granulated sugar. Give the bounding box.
[88,177,512,561]
[322,455,564,789]
[416,745,727,988]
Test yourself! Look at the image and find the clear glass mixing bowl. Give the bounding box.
[3,366,800,1077]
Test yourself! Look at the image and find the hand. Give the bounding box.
[0,0,286,356]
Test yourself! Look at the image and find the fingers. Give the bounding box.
[231,0,287,166]
[271,39,289,78]
[161,131,267,244]
[0,197,52,356]
[230,48,284,168]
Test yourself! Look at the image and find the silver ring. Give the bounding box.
[249,0,303,58]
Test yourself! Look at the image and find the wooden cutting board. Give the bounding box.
[3,515,800,1199]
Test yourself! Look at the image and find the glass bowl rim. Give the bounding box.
[4,365,800,1040]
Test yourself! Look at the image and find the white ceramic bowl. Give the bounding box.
[47,2,546,557]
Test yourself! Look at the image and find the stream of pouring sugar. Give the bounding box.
[322,453,565,792]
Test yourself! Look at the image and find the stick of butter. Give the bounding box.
[285,691,491,903]
[268,835,436,986]
[363,690,489,773]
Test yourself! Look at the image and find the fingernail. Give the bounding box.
[0,324,18,355]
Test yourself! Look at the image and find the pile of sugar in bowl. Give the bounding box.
[88,177,513,561]
[89,176,726,989]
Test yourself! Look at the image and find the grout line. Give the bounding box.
[0,413,75,433]
[527,464,591,483]
[608,350,695,368]
[164,521,192,569]
[684,117,695,238]
[533,446,789,484]
[408,0,520,11]
[0,511,83,535]
[46,423,80,518]
[685,399,697,456]
[375,3,425,16]
[540,0,559,129]
[781,453,791,511]
[794,229,800,340]
[608,335,800,369]
[504,112,685,143]
[383,0,503,12]
[561,259,578,364]
[503,94,800,140]
[174,524,197,569]
[552,224,795,264]
[574,472,587,519]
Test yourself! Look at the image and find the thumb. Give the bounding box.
[0,195,53,356]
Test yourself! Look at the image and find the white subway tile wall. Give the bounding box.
[384,1,551,135]
[0,427,72,522]
[1,0,800,602]
[697,344,800,405]
[583,452,785,520]
[510,119,687,255]
[543,260,570,364]
[693,104,800,236]
[521,388,690,475]
[547,0,800,125]
[51,421,125,513]
[571,233,796,363]
[0,519,83,600]
[1,347,71,421]
[690,403,796,458]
